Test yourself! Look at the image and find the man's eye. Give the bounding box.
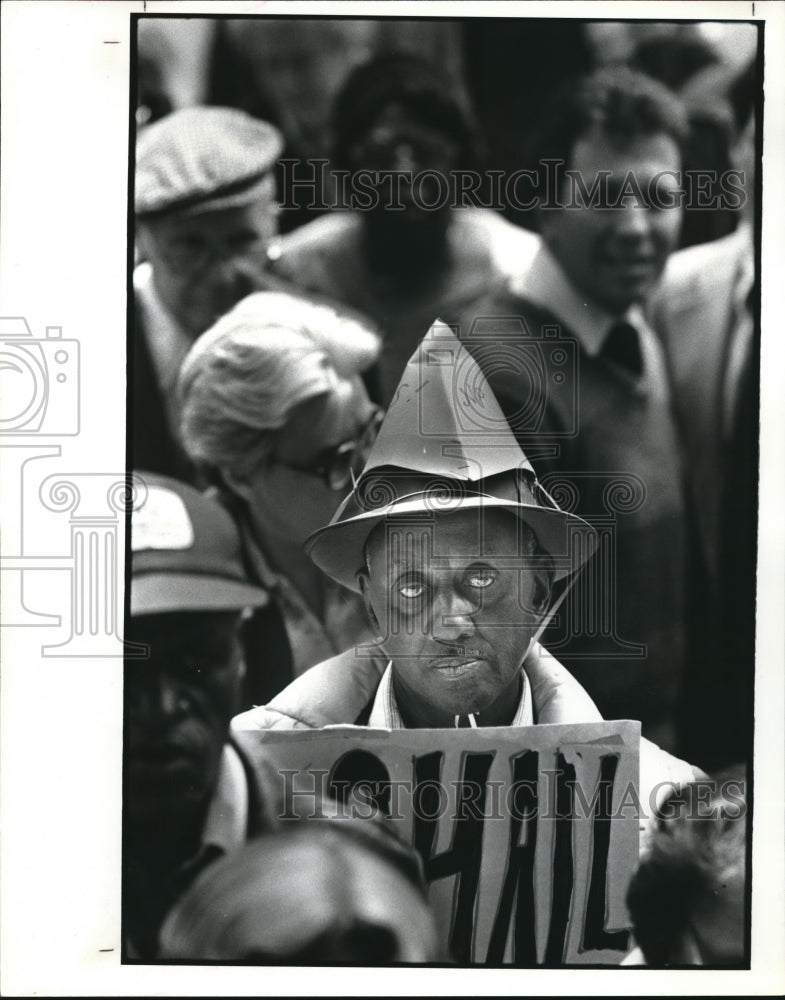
[399,582,424,600]
[465,570,497,590]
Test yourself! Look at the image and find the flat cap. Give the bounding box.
[135,106,284,218]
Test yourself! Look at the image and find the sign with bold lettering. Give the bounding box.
[237,720,640,965]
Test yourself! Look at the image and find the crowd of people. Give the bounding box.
[127,17,756,966]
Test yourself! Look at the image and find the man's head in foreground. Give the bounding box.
[305,322,597,729]
[359,504,553,728]
[126,473,267,831]
[537,66,688,315]
[135,106,283,338]
[159,821,439,963]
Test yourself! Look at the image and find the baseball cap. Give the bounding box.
[131,472,268,616]
[135,106,283,219]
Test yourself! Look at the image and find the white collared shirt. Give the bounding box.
[367,661,534,729]
[509,240,671,402]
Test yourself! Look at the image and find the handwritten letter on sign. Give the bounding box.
[238,720,640,965]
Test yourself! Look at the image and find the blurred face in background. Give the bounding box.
[541,127,683,315]
[138,200,279,338]
[349,102,460,232]
[242,378,381,551]
[125,610,243,827]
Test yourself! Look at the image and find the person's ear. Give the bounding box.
[358,570,384,644]
[531,567,552,617]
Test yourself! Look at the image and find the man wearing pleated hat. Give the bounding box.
[133,106,288,482]
[233,319,700,809]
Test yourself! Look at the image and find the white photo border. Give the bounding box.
[1,1,783,995]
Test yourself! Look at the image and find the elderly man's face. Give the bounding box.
[139,200,279,337]
[362,508,551,726]
[125,610,243,826]
[541,127,682,315]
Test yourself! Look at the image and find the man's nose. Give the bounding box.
[613,202,654,241]
[209,258,259,309]
[391,142,418,175]
[432,586,478,641]
[209,253,250,285]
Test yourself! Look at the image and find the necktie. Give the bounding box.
[602,320,643,379]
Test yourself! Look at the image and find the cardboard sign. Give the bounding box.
[238,720,640,965]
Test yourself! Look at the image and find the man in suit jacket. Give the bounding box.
[649,220,755,768]
[647,62,757,767]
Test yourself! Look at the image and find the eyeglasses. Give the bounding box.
[151,210,281,275]
[271,408,384,492]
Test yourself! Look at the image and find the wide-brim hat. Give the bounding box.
[306,321,597,594]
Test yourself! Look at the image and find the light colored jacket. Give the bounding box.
[233,640,599,732]
[648,224,754,585]
[232,641,702,849]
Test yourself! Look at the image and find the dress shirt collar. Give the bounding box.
[368,660,534,729]
[509,240,648,357]
[186,742,249,870]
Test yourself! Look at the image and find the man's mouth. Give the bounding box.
[431,656,486,679]
[603,255,657,277]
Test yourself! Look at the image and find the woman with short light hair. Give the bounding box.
[178,290,382,706]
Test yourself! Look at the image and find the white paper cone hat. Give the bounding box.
[306,321,597,592]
